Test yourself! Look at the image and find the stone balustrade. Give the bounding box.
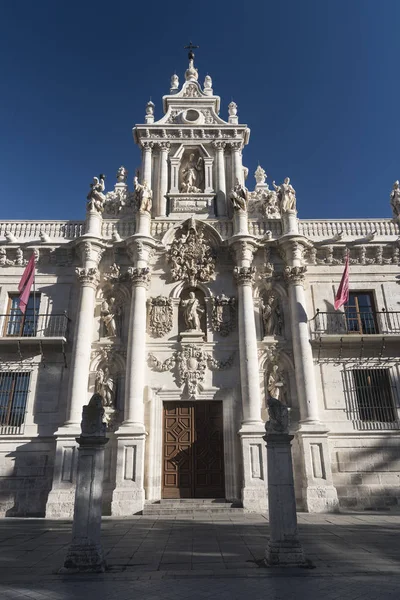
[299,219,397,239]
[0,221,84,241]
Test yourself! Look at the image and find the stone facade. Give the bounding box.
[0,53,400,517]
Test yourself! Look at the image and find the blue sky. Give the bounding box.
[0,0,399,221]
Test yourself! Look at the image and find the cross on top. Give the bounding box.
[184,41,199,60]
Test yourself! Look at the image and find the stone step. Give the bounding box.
[143,499,244,515]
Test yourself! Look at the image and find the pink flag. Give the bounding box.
[18,254,35,314]
[334,252,350,310]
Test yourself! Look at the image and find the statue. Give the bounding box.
[204,75,212,91]
[390,181,400,218]
[133,176,152,213]
[267,364,285,402]
[181,292,204,331]
[266,397,289,434]
[255,165,267,185]
[180,153,203,193]
[95,367,115,408]
[261,294,283,336]
[273,177,296,212]
[170,74,179,90]
[229,178,248,211]
[81,393,106,437]
[87,174,106,213]
[100,297,117,337]
[116,166,127,183]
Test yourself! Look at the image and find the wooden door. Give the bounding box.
[162,401,225,499]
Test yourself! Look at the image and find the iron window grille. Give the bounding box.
[0,371,31,434]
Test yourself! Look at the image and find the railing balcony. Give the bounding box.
[311,309,400,337]
[0,313,69,341]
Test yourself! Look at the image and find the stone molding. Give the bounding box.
[75,267,100,288]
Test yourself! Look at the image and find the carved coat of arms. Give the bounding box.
[147,296,173,337]
[211,294,236,337]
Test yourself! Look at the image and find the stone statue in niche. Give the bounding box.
[181,291,204,331]
[267,364,286,403]
[261,294,283,336]
[273,177,296,213]
[81,393,106,437]
[266,397,289,434]
[133,176,152,213]
[390,180,400,218]
[95,366,115,408]
[180,152,203,193]
[87,174,106,213]
[229,178,248,212]
[100,297,117,337]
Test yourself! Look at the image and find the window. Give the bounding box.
[3,294,40,337]
[345,292,377,334]
[343,368,399,430]
[0,372,30,433]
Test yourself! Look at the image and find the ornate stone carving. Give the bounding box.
[182,83,201,98]
[126,267,151,288]
[95,366,115,408]
[180,152,203,193]
[390,180,400,218]
[103,263,120,282]
[81,394,106,437]
[167,218,216,286]
[267,364,286,403]
[233,266,256,286]
[283,265,307,286]
[100,297,118,337]
[0,247,26,266]
[248,187,280,219]
[148,344,234,398]
[273,177,296,213]
[147,296,173,337]
[211,294,236,336]
[0,247,13,266]
[261,293,283,337]
[170,74,179,91]
[116,166,127,183]
[181,292,204,331]
[229,179,248,212]
[255,165,267,185]
[75,267,100,287]
[133,176,152,213]
[266,397,289,434]
[87,175,106,213]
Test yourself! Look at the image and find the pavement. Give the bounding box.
[0,511,400,599]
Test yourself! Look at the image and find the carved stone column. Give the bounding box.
[230,142,243,185]
[157,142,170,217]
[47,243,103,518]
[141,142,153,187]
[213,141,227,217]
[111,241,152,516]
[232,240,267,512]
[281,239,339,512]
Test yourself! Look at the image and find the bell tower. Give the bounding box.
[133,45,250,219]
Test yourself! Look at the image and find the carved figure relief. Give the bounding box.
[147,296,173,337]
[95,366,115,408]
[267,364,286,403]
[211,294,237,336]
[100,297,118,337]
[273,177,296,213]
[180,292,204,331]
[133,176,153,213]
[390,181,400,218]
[87,174,106,213]
[229,178,248,212]
[167,218,216,286]
[179,151,204,193]
[148,344,234,398]
[261,293,283,337]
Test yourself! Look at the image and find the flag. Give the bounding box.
[334,251,350,310]
[18,254,35,314]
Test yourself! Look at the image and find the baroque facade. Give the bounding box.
[1,52,400,517]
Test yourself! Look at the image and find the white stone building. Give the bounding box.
[1,52,400,517]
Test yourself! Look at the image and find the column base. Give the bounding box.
[46,435,79,519]
[111,431,146,516]
[239,423,268,513]
[265,539,307,567]
[62,541,106,573]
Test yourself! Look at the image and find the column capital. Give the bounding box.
[75,267,100,288]
[77,240,105,268]
[231,239,259,266]
[233,266,256,286]
[229,141,242,151]
[141,141,154,150]
[212,140,226,150]
[126,267,151,289]
[283,265,307,287]
[156,141,171,152]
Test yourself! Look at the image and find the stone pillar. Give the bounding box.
[62,394,109,573]
[231,142,243,185]
[263,403,306,567]
[85,209,102,238]
[213,141,226,216]
[282,239,339,512]
[111,242,152,516]
[158,142,170,217]
[141,142,153,187]
[232,241,267,512]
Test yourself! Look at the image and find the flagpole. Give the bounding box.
[33,257,36,336]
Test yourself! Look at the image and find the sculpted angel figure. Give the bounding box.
[95,367,115,408]
[87,174,106,213]
[180,153,203,193]
[390,181,400,218]
[273,177,296,212]
[100,297,117,337]
[181,291,204,330]
[229,178,248,212]
[267,364,286,402]
[134,176,153,213]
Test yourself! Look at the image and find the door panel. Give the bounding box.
[162,401,225,499]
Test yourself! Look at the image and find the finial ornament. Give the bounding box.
[255,165,267,185]
[116,166,127,183]
[145,101,155,124]
[228,101,238,124]
[170,74,179,93]
[184,41,199,82]
[203,75,213,95]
